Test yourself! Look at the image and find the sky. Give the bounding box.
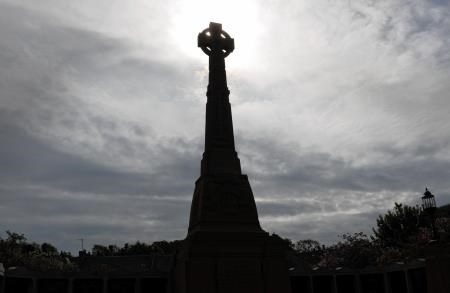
[1,0,450,254]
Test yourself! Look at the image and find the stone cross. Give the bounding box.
[197,22,240,176]
[198,22,234,57]
[174,23,291,293]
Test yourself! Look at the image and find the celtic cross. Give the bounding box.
[197,23,241,176]
[198,22,234,57]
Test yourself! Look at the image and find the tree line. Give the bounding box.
[1,202,449,272]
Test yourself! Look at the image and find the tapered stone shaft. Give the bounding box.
[198,22,241,176]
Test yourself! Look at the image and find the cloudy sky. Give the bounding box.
[1,0,450,253]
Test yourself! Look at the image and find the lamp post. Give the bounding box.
[421,188,437,240]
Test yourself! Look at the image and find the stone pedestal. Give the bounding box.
[174,230,290,293]
[174,174,290,293]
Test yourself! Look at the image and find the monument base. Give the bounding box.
[173,230,291,293]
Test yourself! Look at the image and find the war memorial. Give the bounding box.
[1,23,448,293]
[172,22,291,293]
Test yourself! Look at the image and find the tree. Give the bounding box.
[293,239,325,266]
[294,239,321,254]
[151,240,183,254]
[372,203,427,247]
[41,243,58,256]
[91,244,120,256]
[332,232,378,268]
[0,231,29,268]
[0,231,74,272]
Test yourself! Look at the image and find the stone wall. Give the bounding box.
[0,268,425,293]
[0,276,168,293]
[2,256,449,293]
[290,266,426,293]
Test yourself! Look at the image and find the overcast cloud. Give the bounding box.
[0,0,449,253]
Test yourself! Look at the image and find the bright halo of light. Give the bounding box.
[169,0,263,68]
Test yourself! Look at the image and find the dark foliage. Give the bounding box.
[372,203,428,248]
[293,239,324,266]
[0,231,74,272]
[332,232,378,268]
[91,240,182,256]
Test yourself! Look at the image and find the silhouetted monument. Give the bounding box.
[173,22,291,293]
